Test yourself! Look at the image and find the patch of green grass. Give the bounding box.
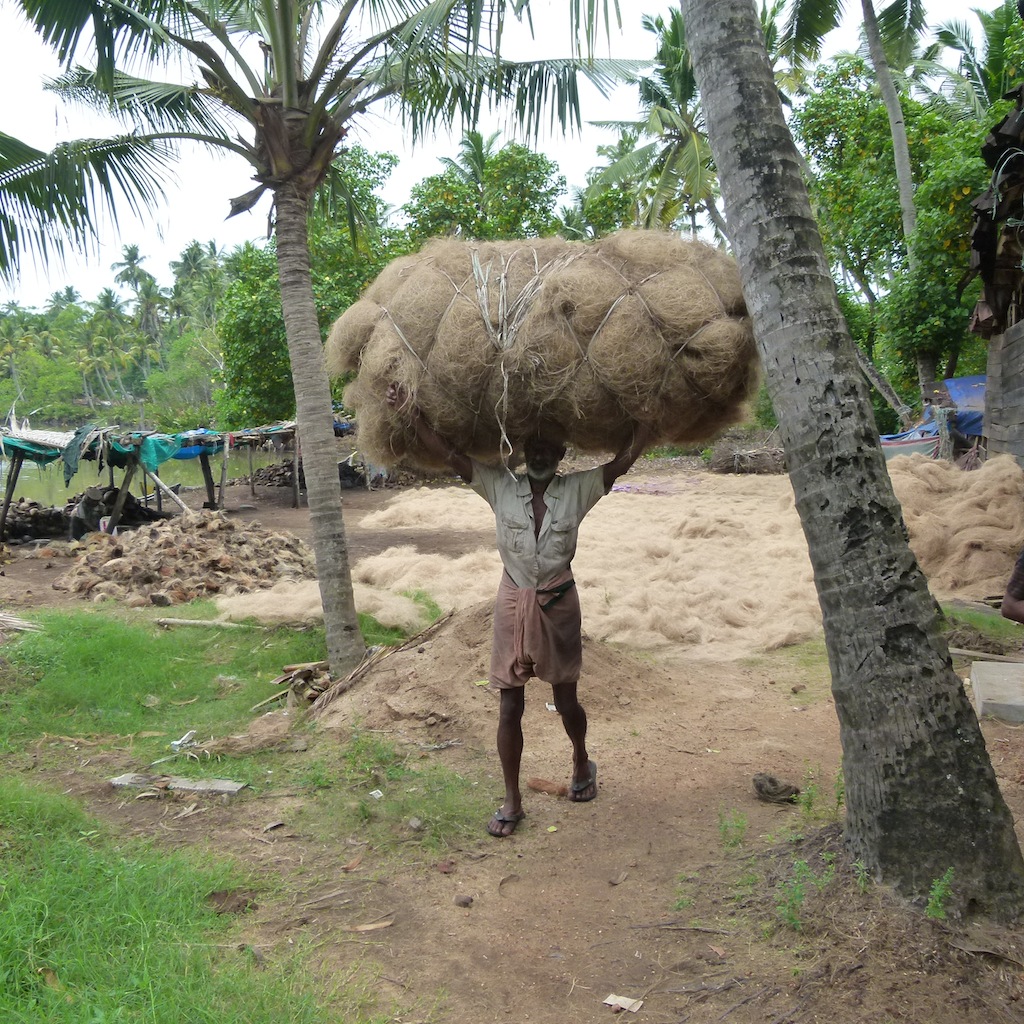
[0,776,367,1024]
[300,732,492,855]
[941,607,1020,642]
[718,808,748,849]
[403,589,444,624]
[643,443,700,460]
[795,764,845,826]
[1,609,324,747]
[926,867,955,920]
[731,871,761,903]
[0,607,422,778]
[672,872,699,910]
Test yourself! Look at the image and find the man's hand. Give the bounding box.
[385,380,473,481]
[385,382,410,411]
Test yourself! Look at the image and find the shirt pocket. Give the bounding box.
[499,513,529,553]
[547,515,579,559]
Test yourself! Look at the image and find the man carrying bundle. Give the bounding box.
[386,384,652,837]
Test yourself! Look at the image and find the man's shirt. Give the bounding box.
[469,460,606,589]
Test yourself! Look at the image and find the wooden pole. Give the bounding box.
[0,451,24,541]
[198,451,217,509]
[144,468,193,515]
[217,434,229,507]
[104,458,137,533]
[248,443,255,497]
[292,430,300,509]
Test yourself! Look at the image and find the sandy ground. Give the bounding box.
[4,453,1024,1023]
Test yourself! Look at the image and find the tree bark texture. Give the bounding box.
[682,0,1024,916]
[274,183,365,675]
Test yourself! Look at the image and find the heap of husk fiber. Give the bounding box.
[328,230,759,468]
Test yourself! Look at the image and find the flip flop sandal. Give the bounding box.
[487,809,526,837]
[569,760,598,802]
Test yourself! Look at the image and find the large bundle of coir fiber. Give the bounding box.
[327,230,759,468]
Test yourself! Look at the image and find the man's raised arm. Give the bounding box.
[602,423,656,490]
[385,383,473,482]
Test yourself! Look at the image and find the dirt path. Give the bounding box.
[4,460,1024,1023]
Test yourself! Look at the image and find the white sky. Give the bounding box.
[0,0,989,309]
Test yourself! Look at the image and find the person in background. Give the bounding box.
[1001,549,1024,624]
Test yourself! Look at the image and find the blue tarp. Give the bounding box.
[881,376,985,444]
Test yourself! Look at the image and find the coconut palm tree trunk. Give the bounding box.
[860,0,939,396]
[274,182,364,673]
[683,0,1024,916]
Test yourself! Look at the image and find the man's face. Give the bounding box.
[524,436,565,484]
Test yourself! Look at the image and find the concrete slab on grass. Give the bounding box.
[971,662,1024,723]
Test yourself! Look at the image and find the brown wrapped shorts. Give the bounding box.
[489,569,582,689]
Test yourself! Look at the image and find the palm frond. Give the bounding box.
[367,47,640,144]
[48,67,246,139]
[0,131,171,284]
[781,0,844,65]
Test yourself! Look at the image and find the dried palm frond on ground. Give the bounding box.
[328,230,759,468]
[51,512,316,606]
[0,610,40,637]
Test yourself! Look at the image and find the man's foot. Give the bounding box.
[487,808,526,837]
[568,760,598,802]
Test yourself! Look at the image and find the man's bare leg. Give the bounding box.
[488,687,526,837]
[551,681,596,801]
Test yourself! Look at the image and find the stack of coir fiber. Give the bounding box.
[327,229,759,468]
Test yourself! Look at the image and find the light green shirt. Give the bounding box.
[469,460,607,589]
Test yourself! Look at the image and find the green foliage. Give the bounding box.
[926,867,955,920]
[776,859,813,930]
[403,134,565,241]
[0,776,347,1024]
[792,57,989,396]
[795,765,844,825]
[775,854,837,931]
[217,148,405,428]
[751,380,777,430]
[717,808,748,848]
[217,242,294,427]
[853,859,872,894]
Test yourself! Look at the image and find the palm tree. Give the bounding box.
[588,10,723,236]
[133,275,167,353]
[588,3,801,239]
[111,243,154,293]
[20,0,629,675]
[935,0,1024,119]
[782,0,946,391]
[683,0,1024,917]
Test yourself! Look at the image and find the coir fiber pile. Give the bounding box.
[327,230,759,468]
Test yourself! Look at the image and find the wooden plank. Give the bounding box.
[950,647,1024,664]
[155,617,255,629]
[109,773,247,795]
[144,468,192,514]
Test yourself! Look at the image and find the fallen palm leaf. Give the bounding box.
[340,914,395,933]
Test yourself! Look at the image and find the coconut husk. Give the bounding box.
[327,229,759,468]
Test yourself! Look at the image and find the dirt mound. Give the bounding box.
[314,601,676,750]
[51,512,316,606]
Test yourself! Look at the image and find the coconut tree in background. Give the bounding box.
[682,0,1024,916]
[935,0,1024,118]
[19,0,629,675]
[781,0,949,392]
